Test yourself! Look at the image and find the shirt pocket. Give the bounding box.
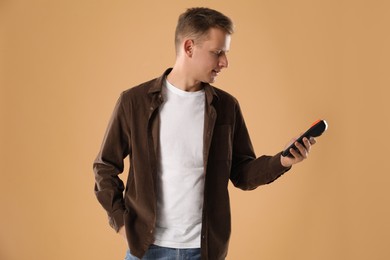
[209,124,232,161]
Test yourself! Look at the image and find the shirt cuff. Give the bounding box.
[109,209,125,232]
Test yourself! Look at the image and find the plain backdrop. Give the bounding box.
[1,0,389,259]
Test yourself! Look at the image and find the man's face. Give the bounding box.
[191,28,231,83]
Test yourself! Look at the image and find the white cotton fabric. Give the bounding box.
[154,79,205,248]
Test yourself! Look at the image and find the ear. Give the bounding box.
[183,39,194,57]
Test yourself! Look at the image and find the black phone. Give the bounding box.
[282,119,328,157]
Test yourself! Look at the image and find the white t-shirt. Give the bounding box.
[154,79,205,248]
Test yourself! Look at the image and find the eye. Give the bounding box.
[213,50,224,56]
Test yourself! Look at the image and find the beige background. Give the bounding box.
[1,0,389,259]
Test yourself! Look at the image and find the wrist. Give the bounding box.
[280,154,292,168]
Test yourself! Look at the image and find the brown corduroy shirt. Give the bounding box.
[93,68,291,259]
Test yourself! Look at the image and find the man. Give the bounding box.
[93,7,315,260]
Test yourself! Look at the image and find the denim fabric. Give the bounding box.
[124,245,201,260]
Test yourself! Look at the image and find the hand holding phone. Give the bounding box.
[282,119,328,157]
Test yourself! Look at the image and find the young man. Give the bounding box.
[93,7,315,260]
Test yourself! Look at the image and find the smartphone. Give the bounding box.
[282,119,328,157]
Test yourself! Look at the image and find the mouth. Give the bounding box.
[212,69,220,76]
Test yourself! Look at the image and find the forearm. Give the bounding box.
[231,152,291,190]
[94,158,126,231]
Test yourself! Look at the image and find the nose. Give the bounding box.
[219,53,229,68]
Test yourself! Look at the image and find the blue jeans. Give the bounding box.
[124,245,201,260]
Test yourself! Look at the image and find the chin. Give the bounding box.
[210,77,217,83]
[206,75,217,84]
[200,74,217,84]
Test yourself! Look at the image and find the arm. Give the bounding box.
[229,102,316,190]
[230,102,291,190]
[93,93,131,232]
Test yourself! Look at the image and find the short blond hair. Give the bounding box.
[174,7,234,54]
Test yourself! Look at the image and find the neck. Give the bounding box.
[166,66,203,92]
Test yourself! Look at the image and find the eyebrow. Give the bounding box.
[213,48,229,52]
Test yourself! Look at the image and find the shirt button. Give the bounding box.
[150,107,154,110]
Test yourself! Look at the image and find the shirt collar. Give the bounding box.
[148,68,219,105]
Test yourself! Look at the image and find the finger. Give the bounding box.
[290,146,303,160]
[295,141,308,159]
[309,137,316,145]
[303,137,311,153]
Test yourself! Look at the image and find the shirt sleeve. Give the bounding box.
[230,101,291,190]
[93,93,131,232]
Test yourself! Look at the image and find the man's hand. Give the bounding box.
[280,136,316,168]
[118,226,127,241]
